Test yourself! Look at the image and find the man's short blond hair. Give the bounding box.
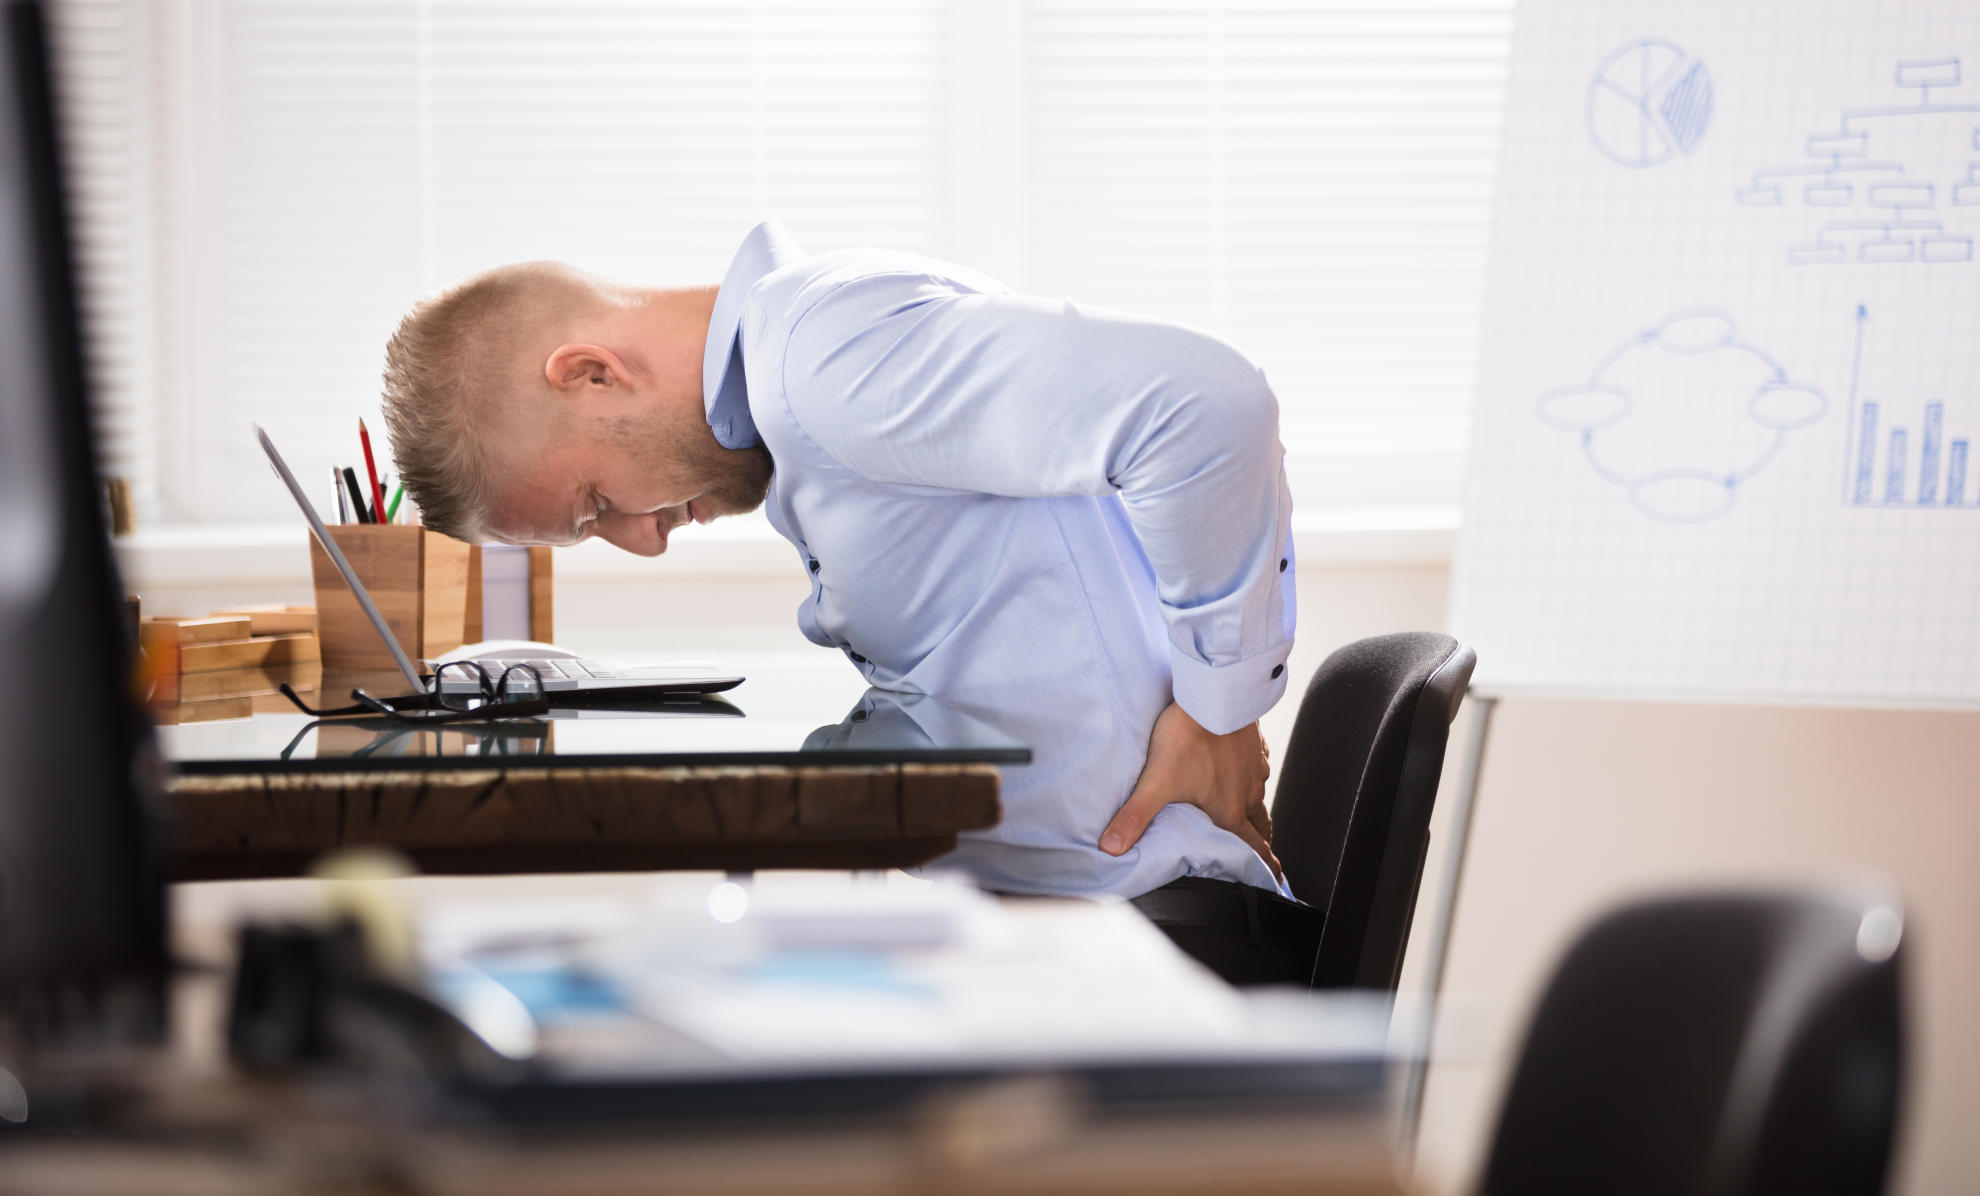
[379,262,588,542]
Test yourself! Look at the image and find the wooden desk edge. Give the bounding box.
[167,762,1002,879]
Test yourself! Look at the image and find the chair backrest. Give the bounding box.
[1482,890,1905,1196]
[1270,632,1475,990]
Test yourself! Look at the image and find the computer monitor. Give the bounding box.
[0,0,166,1029]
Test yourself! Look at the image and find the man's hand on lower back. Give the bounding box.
[1100,702,1282,882]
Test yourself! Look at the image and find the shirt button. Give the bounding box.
[1279,558,1288,572]
[808,558,820,574]
[1270,664,1285,679]
[851,709,868,723]
[850,651,866,663]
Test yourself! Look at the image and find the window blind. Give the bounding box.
[45,0,157,510]
[50,0,1513,524]
[56,0,948,523]
[1025,0,1515,507]
[210,0,947,524]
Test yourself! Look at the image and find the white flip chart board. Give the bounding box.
[1450,0,1980,705]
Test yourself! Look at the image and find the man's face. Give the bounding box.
[486,401,772,555]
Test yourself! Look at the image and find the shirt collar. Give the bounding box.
[702,219,805,449]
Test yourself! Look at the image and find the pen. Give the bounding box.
[358,418,386,527]
[333,467,349,524]
[342,466,373,523]
[386,483,404,524]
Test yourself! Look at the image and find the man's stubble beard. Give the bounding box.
[617,406,773,521]
[705,442,774,519]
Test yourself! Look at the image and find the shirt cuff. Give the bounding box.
[1169,640,1293,735]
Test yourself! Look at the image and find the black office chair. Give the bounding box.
[1481,889,1906,1196]
[1270,632,1475,990]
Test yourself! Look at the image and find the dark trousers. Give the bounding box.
[1130,876,1324,987]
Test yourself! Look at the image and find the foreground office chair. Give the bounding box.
[1270,632,1475,989]
[1482,890,1906,1196]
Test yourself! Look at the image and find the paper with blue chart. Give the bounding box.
[1451,1,1980,704]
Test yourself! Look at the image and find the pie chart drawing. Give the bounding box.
[1586,38,1714,168]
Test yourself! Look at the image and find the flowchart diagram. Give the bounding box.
[1585,38,1714,167]
[1537,309,1827,522]
[1736,57,1980,264]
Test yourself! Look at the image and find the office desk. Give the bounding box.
[159,665,1023,880]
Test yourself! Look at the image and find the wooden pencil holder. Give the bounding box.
[307,526,471,673]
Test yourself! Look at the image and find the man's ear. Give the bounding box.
[545,343,633,395]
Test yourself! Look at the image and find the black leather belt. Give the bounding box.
[1130,876,1324,987]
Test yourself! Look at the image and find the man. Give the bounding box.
[381,220,1311,983]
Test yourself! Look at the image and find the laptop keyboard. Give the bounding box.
[478,657,616,680]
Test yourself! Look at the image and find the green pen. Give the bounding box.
[385,482,404,524]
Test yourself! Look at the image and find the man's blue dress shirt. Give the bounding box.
[702,220,1296,899]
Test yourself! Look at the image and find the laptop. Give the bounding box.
[256,424,744,699]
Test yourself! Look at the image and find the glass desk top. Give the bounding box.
[160,660,1031,775]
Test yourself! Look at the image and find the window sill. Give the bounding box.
[113,505,1459,589]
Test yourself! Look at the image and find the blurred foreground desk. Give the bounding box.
[158,668,1021,880]
[2,874,1412,1196]
[0,1088,1406,1195]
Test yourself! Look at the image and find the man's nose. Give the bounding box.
[597,511,663,557]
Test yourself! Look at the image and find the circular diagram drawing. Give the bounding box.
[1538,310,1827,522]
[1586,38,1714,168]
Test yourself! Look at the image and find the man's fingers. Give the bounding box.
[1237,821,1283,882]
[1244,794,1280,881]
[1100,775,1168,856]
[1247,799,1274,846]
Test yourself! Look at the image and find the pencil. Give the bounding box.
[386,483,404,524]
[333,467,349,524]
[358,418,386,526]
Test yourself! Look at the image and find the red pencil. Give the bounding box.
[358,418,386,525]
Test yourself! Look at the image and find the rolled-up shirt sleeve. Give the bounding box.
[776,270,1296,733]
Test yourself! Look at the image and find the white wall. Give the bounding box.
[1409,690,1980,1196]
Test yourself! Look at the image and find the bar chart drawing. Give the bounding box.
[1843,304,1976,508]
[1736,56,1980,265]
